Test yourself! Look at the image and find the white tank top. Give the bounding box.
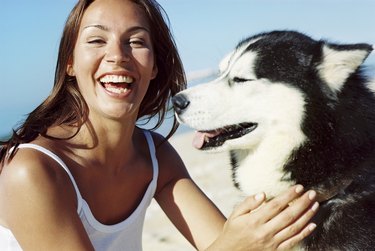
[0,130,159,251]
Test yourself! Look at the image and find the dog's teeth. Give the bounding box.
[204,136,210,143]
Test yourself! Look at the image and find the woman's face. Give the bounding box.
[69,0,158,122]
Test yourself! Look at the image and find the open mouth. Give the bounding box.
[99,75,134,94]
[193,122,257,150]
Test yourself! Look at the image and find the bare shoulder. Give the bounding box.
[149,132,180,158]
[1,145,75,196]
[148,131,191,194]
[149,131,187,172]
[0,144,93,249]
[0,145,77,226]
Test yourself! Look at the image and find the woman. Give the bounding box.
[0,0,318,250]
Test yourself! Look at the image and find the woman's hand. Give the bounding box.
[207,185,318,251]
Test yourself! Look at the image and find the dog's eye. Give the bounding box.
[233,77,253,83]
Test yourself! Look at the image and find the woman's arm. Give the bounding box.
[154,134,226,249]
[0,148,94,251]
[154,134,318,251]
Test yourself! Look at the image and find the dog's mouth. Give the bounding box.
[193,123,258,150]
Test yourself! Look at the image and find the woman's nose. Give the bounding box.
[105,42,130,64]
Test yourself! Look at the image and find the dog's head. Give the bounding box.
[173,31,373,154]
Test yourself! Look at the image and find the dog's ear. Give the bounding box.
[317,43,373,92]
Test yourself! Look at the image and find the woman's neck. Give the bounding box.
[47,117,141,171]
[83,118,138,167]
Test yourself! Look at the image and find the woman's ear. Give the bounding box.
[66,60,75,76]
[151,63,158,80]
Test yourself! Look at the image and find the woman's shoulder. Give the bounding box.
[0,141,88,248]
[0,141,77,214]
[147,130,182,163]
[2,143,59,181]
[3,138,66,178]
[145,130,191,194]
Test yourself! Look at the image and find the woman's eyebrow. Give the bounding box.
[83,24,150,33]
[83,24,109,31]
[127,26,150,33]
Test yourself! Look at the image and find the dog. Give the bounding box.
[172,30,375,250]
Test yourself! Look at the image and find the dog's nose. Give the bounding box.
[172,94,190,115]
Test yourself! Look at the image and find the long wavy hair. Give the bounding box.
[0,0,186,169]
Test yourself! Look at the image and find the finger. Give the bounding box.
[251,185,305,223]
[266,190,318,234]
[274,201,319,242]
[276,222,317,250]
[229,192,266,219]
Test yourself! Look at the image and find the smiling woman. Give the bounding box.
[0,0,186,250]
[66,1,159,121]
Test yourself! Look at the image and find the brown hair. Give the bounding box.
[0,0,186,168]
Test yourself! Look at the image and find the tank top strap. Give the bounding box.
[142,130,159,183]
[16,143,83,213]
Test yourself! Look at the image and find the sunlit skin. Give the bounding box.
[69,0,157,122]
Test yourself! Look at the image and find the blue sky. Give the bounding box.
[1,0,375,137]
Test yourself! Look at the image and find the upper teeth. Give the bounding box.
[100,75,133,84]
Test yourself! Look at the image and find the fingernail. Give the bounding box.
[308,190,316,200]
[308,223,317,231]
[311,202,319,211]
[295,185,304,193]
[255,193,265,201]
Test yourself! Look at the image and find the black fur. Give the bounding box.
[230,150,241,189]
[173,30,375,250]
[235,31,375,250]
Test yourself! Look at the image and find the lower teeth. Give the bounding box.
[106,87,128,94]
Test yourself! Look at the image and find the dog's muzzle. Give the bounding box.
[172,94,190,115]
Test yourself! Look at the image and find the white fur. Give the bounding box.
[175,33,373,251]
[318,45,369,92]
[227,82,307,197]
[366,78,375,94]
[235,85,306,197]
[177,48,307,197]
[219,37,263,77]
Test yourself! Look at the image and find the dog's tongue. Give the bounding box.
[192,130,220,149]
[192,132,206,149]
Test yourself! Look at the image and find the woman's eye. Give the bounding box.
[88,39,105,44]
[128,39,145,47]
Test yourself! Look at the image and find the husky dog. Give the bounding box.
[172,30,375,250]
